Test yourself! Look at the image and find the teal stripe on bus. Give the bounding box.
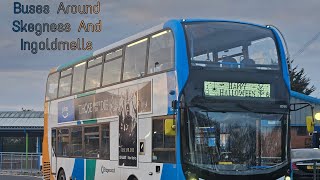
[82,119,97,124]
[86,159,96,180]
[77,90,96,98]
[57,52,93,71]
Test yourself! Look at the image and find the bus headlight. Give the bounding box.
[315,112,320,121]
[285,176,291,180]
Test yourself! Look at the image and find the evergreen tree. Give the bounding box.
[288,59,315,95]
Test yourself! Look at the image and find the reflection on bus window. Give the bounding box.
[148,30,174,74]
[58,75,71,97]
[103,57,122,86]
[46,72,59,100]
[100,124,110,159]
[105,49,122,61]
[152,116,175,163]
[85,62,102,90]
[72,62,86,94]
[184,107,284,171]
[70,127,82,157]
[61,68,72,77]
[51,129,56,153]
[84,126,100,158]
[248,37,279,69]
[57,128,69,157]
[123,38,148,80]
[185,22,280,70]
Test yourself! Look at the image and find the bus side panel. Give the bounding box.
[92,160,120,179]
[110,119,119,161]
[91,118,121,179]
[119,73,176,180]
[152,74,170,116]
[42,102,54,180]
[138,117,152,163]
[118,164,177,180]
[120,163,164,180]
[49,100,59,178]
[56,158,77,179]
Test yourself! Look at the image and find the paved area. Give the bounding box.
[0,175,41,180]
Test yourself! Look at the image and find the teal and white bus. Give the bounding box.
[43,19,291,180]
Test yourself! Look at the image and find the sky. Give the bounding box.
[0,0,320,111]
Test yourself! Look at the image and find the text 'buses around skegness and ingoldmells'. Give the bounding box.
[12,1,102,54]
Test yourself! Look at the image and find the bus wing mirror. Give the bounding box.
[165,119,176,136]
[172,100,178,110]
[306,116,314,133]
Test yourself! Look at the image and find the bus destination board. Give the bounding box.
[204,81,271,98]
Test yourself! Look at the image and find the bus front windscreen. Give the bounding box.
[183,107,287,174]
[184,22,280,70]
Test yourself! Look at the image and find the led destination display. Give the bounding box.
[204,81,271,98]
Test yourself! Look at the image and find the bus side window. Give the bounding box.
[148,30,174,74]
[58,68,72,98]
[84,126,100,158]
[72,62,86,94]
[70,127,82,157]
[57,128,70,157]
[103,57,122,86]
[46,72,59,100]
[123,38,148,81]
[100,124,110,159]
[85,56,103,91]
[152,116,176,163]
[51,129,56,154]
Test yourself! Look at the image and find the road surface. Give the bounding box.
[0,175,41,180]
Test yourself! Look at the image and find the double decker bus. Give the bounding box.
[42,19,291,180]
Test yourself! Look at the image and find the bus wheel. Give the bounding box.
[57,168,66,180]
[128,175,138,180]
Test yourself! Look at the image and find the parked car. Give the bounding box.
[291,148,320,179]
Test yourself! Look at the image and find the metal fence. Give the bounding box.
[0,152,42,173]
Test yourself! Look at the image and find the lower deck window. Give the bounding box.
[52,123,109,159]
[152,116,176,163]
[51,129,56,153]
[84,126,100,158]
[71,127,82,157]
[57,129,69,157]
[100,124,110,159]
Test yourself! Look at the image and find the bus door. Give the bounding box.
[51,129,57,176]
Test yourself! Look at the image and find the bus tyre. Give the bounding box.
[128,175,138,180]
[58,169,66,180]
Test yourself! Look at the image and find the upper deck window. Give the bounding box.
[103,57,122,86]
[184,22,280,70]
[72,62,86,94]
[46,72,59,100]
[58,68,72,97]
[61,68,72,77]
[85,56,103,90]
[103,49,123,86]
[105,49,122,60]
[123,38,148,81]
[148,30,174,73]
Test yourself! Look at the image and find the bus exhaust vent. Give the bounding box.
[42,161,51,180]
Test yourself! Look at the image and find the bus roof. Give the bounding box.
[56,19,268,72]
